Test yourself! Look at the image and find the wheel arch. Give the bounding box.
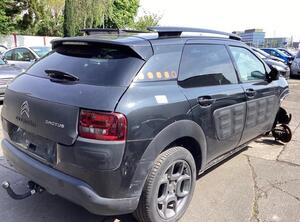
[130,119,207,196]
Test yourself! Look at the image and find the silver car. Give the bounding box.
[0,58,24,100]
[291,51,300,77]
[1,46,51,69]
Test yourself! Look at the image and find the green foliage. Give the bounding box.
[105,0,139,29]
[63,0,76,37]
[0,0,160,36]
[17,0,64,36]
[64,0,114,37]
[0,0,27,34]
[132,12,161,31]
[0,8,12,34]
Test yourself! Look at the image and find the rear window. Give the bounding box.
[30,46,51,57]
[26,44,144,86]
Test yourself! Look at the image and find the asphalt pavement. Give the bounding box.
[0,79,300,222]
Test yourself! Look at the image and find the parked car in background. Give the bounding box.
[1,46,51,69]
[0,45,8,55]
[0,58,24,100]
[261,48,293,65]
[251,47,285,63]
[291,51,300,77]
[252,47,290,79]
[278,48,296,59]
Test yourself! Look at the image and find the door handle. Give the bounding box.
[245,88,256,98]
[198,96,215,107]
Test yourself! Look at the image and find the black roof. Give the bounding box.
[51,27,242,60]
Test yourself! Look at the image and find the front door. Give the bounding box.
[178,41,247,162]
[229,46,280,145]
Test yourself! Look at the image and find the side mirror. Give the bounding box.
[267,66,279,82]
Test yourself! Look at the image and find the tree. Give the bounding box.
[132,12,161,31]
[105,0,139,29]
[0,0,27,34]
[63,0,113,37]
[63,0,76,36]
[35,0,65,36]
[0,7,13,34]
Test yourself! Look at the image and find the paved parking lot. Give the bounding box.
[0,79,300,222]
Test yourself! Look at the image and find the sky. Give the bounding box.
[139,0,300,41]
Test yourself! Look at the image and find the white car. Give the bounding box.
[1,46,51,69]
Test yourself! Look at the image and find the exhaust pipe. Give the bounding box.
[2,181,44,200]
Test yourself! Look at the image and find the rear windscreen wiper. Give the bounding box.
[45,70,79,82]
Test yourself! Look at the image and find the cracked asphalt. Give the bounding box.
[0,79,300,222]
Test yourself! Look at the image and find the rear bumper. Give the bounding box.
[1,139,139,216]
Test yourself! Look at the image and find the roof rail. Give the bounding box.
[81,28,146,36]
[147,26,241,40]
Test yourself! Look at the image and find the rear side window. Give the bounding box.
[179,44,238,87]
[134,45,181,81]
[26,44,144,86]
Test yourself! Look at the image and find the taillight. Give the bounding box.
[79,110,127,141]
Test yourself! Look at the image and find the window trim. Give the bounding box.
[227,45,268,83]
[178,43,239,87]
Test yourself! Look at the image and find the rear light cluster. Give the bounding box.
[79,110,127,141]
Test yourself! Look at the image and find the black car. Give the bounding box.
[0,58,24,100]
[1,27,290,222]
[252,47,290,79]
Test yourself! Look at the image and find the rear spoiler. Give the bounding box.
[51,37,153,61]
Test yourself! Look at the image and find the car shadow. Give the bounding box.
[196,147,248,180]
[254,138,284,146]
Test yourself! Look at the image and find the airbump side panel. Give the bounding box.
[245,95,277,130]
[214,103,246,140]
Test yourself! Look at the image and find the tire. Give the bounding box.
[134,147,196,222]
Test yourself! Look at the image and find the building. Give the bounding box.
[240,29,265,47]
[264,37,292,48]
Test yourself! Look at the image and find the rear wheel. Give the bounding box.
[134,147,196,222]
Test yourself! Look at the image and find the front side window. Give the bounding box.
[179,44,238,87]
[230,46,266,82]
[14,48,35,61]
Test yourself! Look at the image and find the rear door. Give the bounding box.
[178,40,247,162]
[229,46,280,145]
